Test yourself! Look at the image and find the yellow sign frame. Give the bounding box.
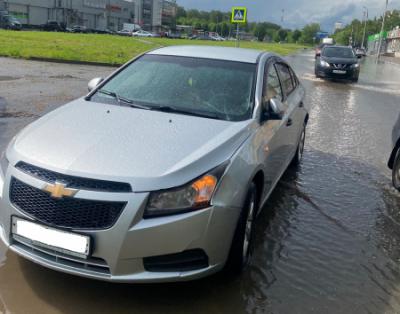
[231,7,247,24]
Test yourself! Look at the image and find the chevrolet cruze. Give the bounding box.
[0,46,308,282]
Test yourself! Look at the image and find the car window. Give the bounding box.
[92,55,257,122]
[275,63,295,97]
[263,63,283,103]
[322,47,355,58]
[289,67,299,87]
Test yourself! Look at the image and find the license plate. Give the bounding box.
[332,70,347,74]
[12,217,90,259]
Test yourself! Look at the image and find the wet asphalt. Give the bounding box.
[1,51,400,314]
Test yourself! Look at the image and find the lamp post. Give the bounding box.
[361,6,368,49]
[377,0,389,61]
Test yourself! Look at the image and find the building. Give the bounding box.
[0,0,176,31]
[367,31,388,55]
[387,26,400,57]
[334,22,344,32]
[140,0,176,32]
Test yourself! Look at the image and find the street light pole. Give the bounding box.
[361,6,368,49]
[377,0,389,61]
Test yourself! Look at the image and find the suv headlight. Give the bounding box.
[352,63,360,68]
[320,60,330,68]
[144,163,228,218]
[0,151,9,178]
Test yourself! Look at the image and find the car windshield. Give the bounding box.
[91,55,256,121]
[322,47,355,58]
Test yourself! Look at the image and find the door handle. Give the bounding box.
[286,118,293,127]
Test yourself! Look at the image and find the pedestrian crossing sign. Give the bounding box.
[231,7,247,24]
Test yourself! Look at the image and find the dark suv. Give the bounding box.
[42,21,66,32]
[315,45,361,82]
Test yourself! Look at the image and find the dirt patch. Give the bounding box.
[0,76,20,82]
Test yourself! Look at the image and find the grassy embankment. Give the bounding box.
[0,30,307,65]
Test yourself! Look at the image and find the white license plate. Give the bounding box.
[332,70,347,74]
[12,217,90,259]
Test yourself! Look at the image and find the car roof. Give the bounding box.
[147,46,265,64]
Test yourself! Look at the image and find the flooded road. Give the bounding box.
[1,52,400,313]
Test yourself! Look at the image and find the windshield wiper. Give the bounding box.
[97,90,151,110]
[149,105,225,120]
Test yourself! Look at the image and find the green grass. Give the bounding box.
[0,30,307,65]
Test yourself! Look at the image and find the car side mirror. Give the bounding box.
[88,77,104,92]
[263,98,284,121]
[269,98,285,120]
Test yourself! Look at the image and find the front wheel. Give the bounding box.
[392,149,400,191]
[291,124,306,167]
[224,183,258,274]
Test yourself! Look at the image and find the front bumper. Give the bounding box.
[315,65,359,80]
[0,165,240,283]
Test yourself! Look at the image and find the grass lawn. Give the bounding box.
[0,30,308,65]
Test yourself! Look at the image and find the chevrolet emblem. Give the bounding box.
[43,182,78,199]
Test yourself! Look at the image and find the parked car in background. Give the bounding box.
[315,45,361,82]
[210,35,226,41]
[355,47,367,57]
[41,20,66,32]
[132,30,157,37]
[0,46,308,283]
[116,29,132,36]
[71,25,89,33]
[0,13,22,30]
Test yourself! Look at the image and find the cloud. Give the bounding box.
[177,0,399,30]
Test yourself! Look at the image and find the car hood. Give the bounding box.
[322,56,358,65]
[9,99,255,191]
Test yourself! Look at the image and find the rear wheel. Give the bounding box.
[392,149,400,191]
[224,183,258,274]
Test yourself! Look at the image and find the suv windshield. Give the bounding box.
[91,55,256,121]
[322,47,355,58]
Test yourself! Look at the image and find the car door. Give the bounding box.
[274,62,302,163]
[258,60,294,196]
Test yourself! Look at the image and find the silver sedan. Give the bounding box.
[0,46,308,282]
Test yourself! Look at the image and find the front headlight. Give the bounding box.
[0,151,9,178]
[320,60,330,68]
[144,163,228,218]
[352,63,360,68]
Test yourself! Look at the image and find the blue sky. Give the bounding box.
[177,0,398,31]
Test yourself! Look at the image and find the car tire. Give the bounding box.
[224,183,258,274]
[291,124,306,167]
[392,148,400,191]
[353,77,359,83]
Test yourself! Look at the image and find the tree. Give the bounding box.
[278,29,288,42]
[300,23,321,44]
[292,29,302,42]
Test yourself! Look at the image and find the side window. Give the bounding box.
[289,67,299,88]
[263,63,283,104]
[275,63,295,97]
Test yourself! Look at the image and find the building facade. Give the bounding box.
[387,26,400,57]
[0,0,176,31]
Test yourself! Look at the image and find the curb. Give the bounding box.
[27,57,121,67]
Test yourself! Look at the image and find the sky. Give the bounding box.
[177,0,399,31]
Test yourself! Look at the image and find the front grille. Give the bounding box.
[331,63,351,69]
[13,239,111,275]
[16,162,132,193]
[10,178,126,230]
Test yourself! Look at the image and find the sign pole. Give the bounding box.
[231,6,247,48]
[236,23,240,48]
